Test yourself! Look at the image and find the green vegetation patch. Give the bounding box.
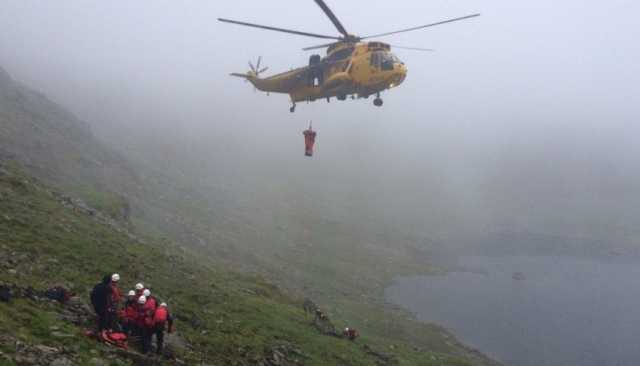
[0,162,483,365]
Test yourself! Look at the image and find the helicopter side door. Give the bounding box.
[367,51,389,86]
[369,51,381,74]
[349,49,377,89]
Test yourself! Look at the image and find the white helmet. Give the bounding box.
[143,289,151,297]
[111,273,120,282]
[138,295,147,304]
[135,283,144,290]
[160,302,167,307]
[127,290,135,297]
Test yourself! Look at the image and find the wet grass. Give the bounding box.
[0,163,484,365]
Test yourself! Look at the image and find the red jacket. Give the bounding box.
[153,306,174,331]
[135,305,150,328]
[138,297,157,328]
[122,301,137,322]
[110,284,122,304]
[154,306,168,324]
[144,296,157,313]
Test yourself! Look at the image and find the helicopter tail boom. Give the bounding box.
[230,72,263,90]
[230,72,255,79]
[231,56,273,91]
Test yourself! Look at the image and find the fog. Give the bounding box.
[2,0,640,250]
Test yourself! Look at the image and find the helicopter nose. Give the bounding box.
[398,63,407,80]
[389,63,407,88]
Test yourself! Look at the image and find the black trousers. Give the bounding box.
[141,325,165,354]
[141,323,165,354]
[122,320,138,336]
[104,309,117,331]
[94,307,108,331]
[154,324,166,355]
[141,327,152,354]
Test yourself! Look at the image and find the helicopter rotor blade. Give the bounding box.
[218,18,340,40]
[249,61,256,73]
[302,41,342,51]
[361,13,480,39]
[389,45,435,52]
[313,0,348,37]
[256,56,262,71]
[258,67,269,74]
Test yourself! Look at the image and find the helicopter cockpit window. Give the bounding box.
[327,48,354,62]
[381,53,398,71]
[371,51,398,71]
[370,51,382,69]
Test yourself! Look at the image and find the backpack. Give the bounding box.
[45,286,71,303]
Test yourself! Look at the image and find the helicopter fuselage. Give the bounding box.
[221,1,478,111]
[240,42,407,107]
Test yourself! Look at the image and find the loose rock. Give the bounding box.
[50,357,73,366]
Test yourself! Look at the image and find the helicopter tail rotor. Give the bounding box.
[248,56,269,78]
[246,57,269,92]
[231,57,269,92]
[241,56,269,93]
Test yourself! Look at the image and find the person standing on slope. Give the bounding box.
[142,289,157,312]
[90,274,113,332]
[141,289,158,352]
[105,273,122,330]
[120,290,138,335]
[136,295,154,353]
[152,302,175,355]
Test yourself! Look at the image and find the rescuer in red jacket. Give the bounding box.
[110,273,122,304]
[105,273,122,330]
[136,295,155,354]
[120,290,138,335]
[343,327,359,341]
[142,289,157,312]
[152,302,175,355]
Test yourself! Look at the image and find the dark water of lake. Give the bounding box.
[385,256,640,366]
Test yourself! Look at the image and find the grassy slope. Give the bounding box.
[0,161,482,365]
[0,65,496,365]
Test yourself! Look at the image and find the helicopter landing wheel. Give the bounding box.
[290,104,296,113]
[373,98,383,107]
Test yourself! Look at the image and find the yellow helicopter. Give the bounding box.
[219,0,479,112]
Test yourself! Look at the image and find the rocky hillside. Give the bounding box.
[0,65,238,255]
[0,65,497,365]
[0,159,487,365]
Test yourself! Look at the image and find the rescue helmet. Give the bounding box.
[138,295,147,304]
[135,283,144,290]
[160,302,167,307]
[111,273,120,282]
[127,290,135,297]
[143,289,151,297]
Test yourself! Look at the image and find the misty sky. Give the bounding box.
[2,1,640,245]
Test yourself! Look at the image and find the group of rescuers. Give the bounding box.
[91,273,359,354]
[90,273,174,355]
